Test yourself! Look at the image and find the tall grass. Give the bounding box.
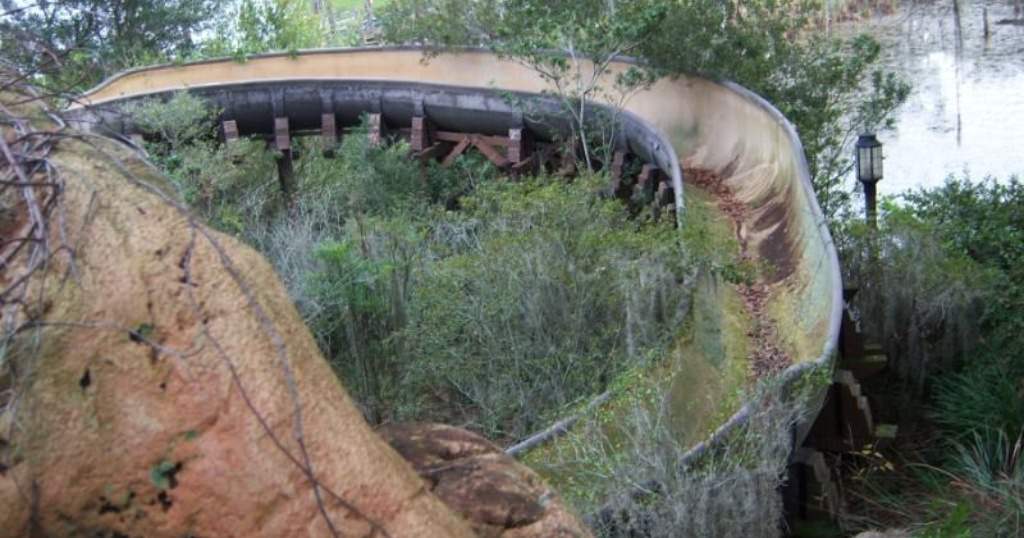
[131,94,697,441]
[544,377,809,538]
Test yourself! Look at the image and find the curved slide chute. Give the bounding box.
[71,46,842,467]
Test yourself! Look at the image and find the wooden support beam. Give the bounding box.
[417,142,448,162]
[633,164,660,203]
[442,138,471,167]
[470,135,510,169]
[609,151,629,198]
[274,117,290,152]
[785,448,840,523]
[434,131,510,148]
[321,113,338,156]
[222,120,239,144]
[511,153,538,176]
[807,370,876,453]
[368,113,383,147]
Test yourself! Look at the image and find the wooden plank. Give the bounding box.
[276,151,295,198]
[442,138,471,167]
[434,130,510,148]
[417,142,448,161]
[470,135,510,168]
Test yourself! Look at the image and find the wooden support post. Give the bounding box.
[321,113,338,157]
[609,151,628,198]
[222,120,239,144]
[273,117,295,199]
[507,128,532,165]
[368,113,383,147]
[411,116,432,153]
[274,117,291,152]
[785,448,840,524]
[634,164,659,203]
[807,370,875,452]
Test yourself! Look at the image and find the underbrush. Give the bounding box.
[131,93,698,442]
[838,175,1024,537]
[545,374,809,538]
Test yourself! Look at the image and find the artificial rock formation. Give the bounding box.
[0,92,589,537]
[378,423,587,538]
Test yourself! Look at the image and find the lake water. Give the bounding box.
[846,0,1024,195]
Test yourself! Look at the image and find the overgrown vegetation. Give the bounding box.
[128,93,695,441]
[840,176,1024,536]
[528,368,812,537]
[378,0,910,221]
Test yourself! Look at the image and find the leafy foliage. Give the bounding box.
[126,93,280,231]
[840,175,1024,536]
[201,0,326,58]
[379,0,909,221]
[637,2,909,221]
[379,0,665,171]
[0,0,220,89]
[128,95,699,439]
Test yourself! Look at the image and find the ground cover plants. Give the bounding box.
[129,93,696,443]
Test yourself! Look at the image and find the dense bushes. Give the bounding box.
[132,93,695,441]
[840,176,1024,535]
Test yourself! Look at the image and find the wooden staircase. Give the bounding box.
[785,288,897,527]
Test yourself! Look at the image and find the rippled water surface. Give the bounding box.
[846,0,1024,194]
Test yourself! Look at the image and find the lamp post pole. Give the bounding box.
[855,133,883,229]
[863,180,878,229]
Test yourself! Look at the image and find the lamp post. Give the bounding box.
[856,133,883,228]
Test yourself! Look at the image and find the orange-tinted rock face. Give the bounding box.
[378,423,591,538]
[0,95,584,537]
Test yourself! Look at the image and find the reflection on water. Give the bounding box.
[848,0,1024,194]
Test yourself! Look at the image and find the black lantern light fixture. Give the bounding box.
[855,133,883,227]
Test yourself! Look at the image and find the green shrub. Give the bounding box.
[127,92,281,230]
[396,177,691,437]
[133,92,698,442]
